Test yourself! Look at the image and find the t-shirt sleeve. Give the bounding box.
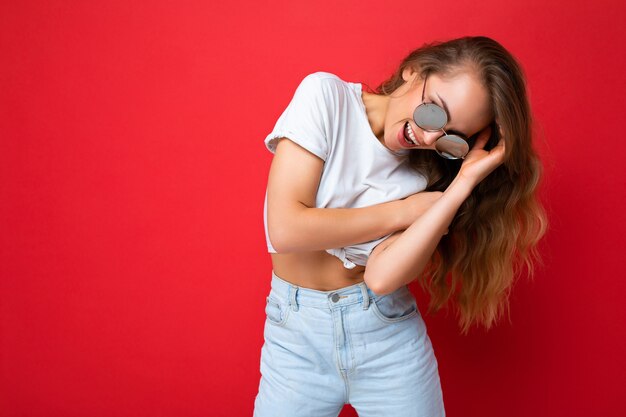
[264,73,332,161]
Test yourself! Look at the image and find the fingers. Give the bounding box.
[489,124,506,163]
[471,124,492,150]
[494,121,506,151]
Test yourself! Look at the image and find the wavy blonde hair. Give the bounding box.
[365,36,548,334]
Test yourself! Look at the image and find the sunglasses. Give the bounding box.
[413,75,472,159]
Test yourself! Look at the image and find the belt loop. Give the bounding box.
[360,283,369,310]
[289,285,299,312]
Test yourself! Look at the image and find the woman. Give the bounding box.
[254,36,547,417]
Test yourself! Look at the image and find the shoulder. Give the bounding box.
[300,71,345,85]
[296,71,351,100]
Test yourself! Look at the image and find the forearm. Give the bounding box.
[364,177,474,295]
[269,200,404,253]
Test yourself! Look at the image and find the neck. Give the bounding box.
[361,89,389,142]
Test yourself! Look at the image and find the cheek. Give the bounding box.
[392,98,418,122]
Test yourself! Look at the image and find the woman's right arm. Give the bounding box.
[267,138,439,253]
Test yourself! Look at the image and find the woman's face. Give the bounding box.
[382,68,493,153]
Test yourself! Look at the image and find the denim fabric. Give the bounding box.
[253,271,445,417]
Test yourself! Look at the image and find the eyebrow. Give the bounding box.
[434,92,469,138]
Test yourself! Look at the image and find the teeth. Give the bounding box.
[404,122,417,145]
[407,123,417,141]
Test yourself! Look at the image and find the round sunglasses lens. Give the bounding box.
[414,103,447,130]
[435,135,469,159]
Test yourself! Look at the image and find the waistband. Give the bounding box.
[270,270,392,311]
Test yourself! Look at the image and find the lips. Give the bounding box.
[397,123,410,148]
[404,122,414,144]
[399,121,419,147]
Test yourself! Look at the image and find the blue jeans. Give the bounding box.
[253,271,445,417]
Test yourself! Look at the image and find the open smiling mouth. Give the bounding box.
[404,121,418,145]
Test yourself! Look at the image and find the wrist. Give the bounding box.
[446,175,475,201]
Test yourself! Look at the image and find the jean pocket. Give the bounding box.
[265,295,290,327]
[370,286,419,324]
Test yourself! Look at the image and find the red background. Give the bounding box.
[1,1,625,416]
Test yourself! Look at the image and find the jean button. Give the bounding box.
[330,293,340,303]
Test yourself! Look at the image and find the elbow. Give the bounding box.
[268,226,293,253]
[268,206,308,253]
[268,228,286,253]
[363,268,392,296]
[367,281,392,297]
[364,255,409,296]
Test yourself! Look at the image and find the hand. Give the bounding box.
[457,121,506,187]
[399,191,444,229]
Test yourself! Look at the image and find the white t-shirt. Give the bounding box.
[263,71,428,269]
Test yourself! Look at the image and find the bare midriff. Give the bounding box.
[270,251,366,291]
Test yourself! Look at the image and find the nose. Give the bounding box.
[421,130,443,146]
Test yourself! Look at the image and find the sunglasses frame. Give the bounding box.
[413,74,470,160]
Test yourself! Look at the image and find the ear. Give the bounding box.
[402,67,418,82]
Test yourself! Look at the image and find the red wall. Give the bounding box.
[1,1,624,416]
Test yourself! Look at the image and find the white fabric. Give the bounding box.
[263,72,428,269]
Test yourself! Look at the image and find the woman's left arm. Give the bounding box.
[364,175,472,295]
[364,123,506,295]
